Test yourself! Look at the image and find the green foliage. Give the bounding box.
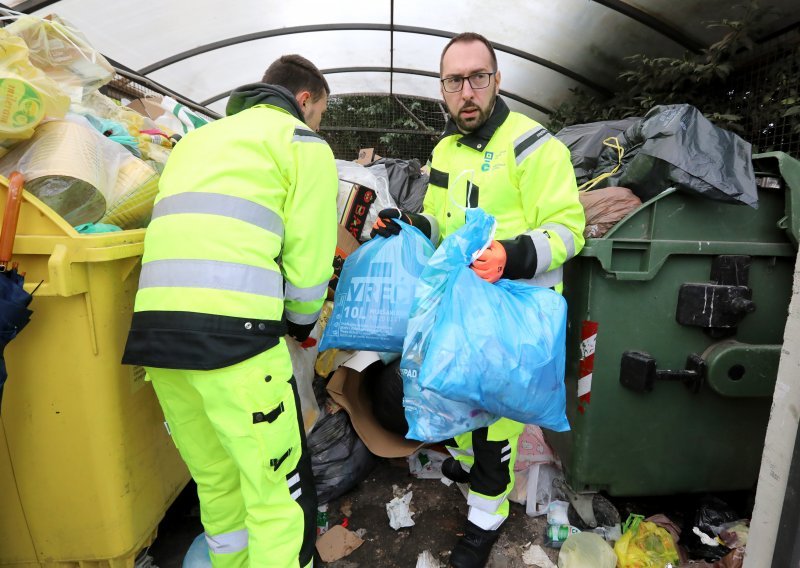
[322,94,444,161]
[547,2,800,154]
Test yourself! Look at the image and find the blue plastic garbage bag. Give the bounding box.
[182,533,212,568]
[401,209,499,442]
[320,221,434,353]
[402,208,570,441]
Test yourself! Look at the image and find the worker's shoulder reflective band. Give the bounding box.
[205,528,248,554]
[292,127,327,144]
[541,222,577,260]
[422,213,440,245]
[524,229,553,274]
[285,307,321,325]
[516,266,563,289]
[140,259,283,297]
[152,192,284,238]
[285,280,328,303]
[513,127,551,166]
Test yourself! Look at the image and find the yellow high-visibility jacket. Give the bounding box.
[422,98,585,290]
[123,84,338,370]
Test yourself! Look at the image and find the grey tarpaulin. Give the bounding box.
[593,104,758,208]
[555,118,639,186]
[367,158,430,214]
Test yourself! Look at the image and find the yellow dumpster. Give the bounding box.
[0,175,189,567]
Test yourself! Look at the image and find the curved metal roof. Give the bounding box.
[6,0,800,122]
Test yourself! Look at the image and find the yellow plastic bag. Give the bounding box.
[615,514,680,568]
[0,29,69,142]
[6,14,114,101]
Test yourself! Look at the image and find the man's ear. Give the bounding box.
[494,70,501,94]
[296,90,312,109]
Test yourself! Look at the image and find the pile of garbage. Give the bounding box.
[0,12,209,232]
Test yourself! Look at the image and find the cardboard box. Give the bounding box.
[126,96,166,121]
[326,352,423,458]
[355,147,382,165]
[328,224,360,299]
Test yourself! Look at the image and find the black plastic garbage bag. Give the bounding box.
[555,118,639,186]
[367,158,429,214]
[593,104,758,208]
[307,403,377,504]
[367,360,409,436]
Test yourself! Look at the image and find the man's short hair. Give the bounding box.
[439,32,498,74]
[262,54,330,101]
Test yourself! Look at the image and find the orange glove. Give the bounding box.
[471,240,506,283]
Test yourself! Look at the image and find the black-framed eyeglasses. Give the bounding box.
[440,72,495,93]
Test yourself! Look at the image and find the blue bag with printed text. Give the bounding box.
[320,221,434,353]
[401,208,569,442]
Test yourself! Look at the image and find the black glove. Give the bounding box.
[370,208,410,238]
[287,320,315,343]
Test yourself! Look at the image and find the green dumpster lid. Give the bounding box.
[753,151,800,246]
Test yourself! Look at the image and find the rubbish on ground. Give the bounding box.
[591,523,622,543]
[546,500,570,526]
[545,525,581,548]
[515,424,558,472]
[693,527,719,547]
[315,524,364,563]
[526,463,565,516]
[408,448,449,479]
[521,542,557,567]
[354,528,367,539]
[307,400,376,504]
[316,504,329,536]
[415,550,442,568]
[614,514,680,568]
[181,533,211,568]
[716,520,749,548]
[386,489,415,529]
[340,498,352,518]
[440,476,454,487]
[558,532,616,568]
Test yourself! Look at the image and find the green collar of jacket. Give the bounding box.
[441,97,510,151]
[225,83,305,122]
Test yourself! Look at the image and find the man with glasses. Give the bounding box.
[373,32,585,568]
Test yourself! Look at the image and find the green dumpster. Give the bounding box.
[546,151,800,498]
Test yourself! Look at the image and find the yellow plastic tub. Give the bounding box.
[0,175,189,567]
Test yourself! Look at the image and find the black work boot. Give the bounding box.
[449,521,499,568]
[442,457,471,483]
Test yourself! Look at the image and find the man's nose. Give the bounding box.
[461,81,475,99]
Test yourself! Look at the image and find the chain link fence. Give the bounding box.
[727,36,800,157]
[321,94,448,163]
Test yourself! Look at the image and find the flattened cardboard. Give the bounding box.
[327,355,424,458]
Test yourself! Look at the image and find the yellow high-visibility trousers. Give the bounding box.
[148,342,316,568]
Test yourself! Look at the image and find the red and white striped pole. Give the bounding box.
[578,321,598,414]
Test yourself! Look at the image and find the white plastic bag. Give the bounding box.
[285,328,322,434]
[335,160,396,241]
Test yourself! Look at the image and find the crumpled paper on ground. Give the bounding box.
[522,542,556,567]
[386,490,415,529]
[416,550,442,567]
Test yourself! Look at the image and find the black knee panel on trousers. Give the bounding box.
[469,427,512,497]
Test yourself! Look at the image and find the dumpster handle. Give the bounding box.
[0,171,24,270]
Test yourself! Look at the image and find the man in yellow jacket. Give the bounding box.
[123,55,338,568]
[373,33,585,568]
